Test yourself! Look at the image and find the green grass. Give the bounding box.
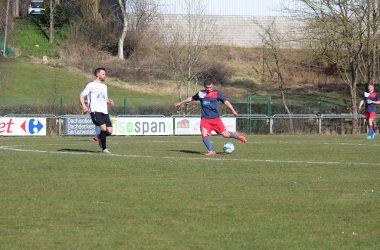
[0,61,175,107]
[0,135,379,249]
[10,19,54,58]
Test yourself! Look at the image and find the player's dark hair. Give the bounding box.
[94,67,106,77]
[203,79,214,86]
[368,82,375,86]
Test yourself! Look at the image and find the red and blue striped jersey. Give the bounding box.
[363,91,379,112]
[192,90,227,118]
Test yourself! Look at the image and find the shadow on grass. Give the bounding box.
[57,148,99,153]
[170,150,202,155]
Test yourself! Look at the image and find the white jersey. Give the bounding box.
[80,81,109,114]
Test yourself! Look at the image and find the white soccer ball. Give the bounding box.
[223,142,235,153]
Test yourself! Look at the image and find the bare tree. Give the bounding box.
[161,0,218,108]
[259,20,295,133]
[296,0,380,133]
[117,0,158,60]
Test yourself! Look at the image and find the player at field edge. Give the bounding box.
[80,68,114,154]
[358,82,380,140]
[175,79,247,156]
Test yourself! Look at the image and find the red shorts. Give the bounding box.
[366,112,376,121]
[200,118,227,135]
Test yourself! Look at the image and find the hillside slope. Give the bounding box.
[0,61,175,108]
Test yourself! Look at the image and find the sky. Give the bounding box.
[158,0,298,16]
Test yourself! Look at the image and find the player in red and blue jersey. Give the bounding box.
[175,80,247,155]
[358,83,379,139]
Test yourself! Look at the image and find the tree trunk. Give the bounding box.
[49,0,54,44]
[350,80,359,134]
[349,63,359,134]
[13,0,19,17]
[280,87,294,133]
[81,0,102,22]
[118,22,128,59]
[3,0,10,57]
[274,48,294,133]
[118,0,128,60]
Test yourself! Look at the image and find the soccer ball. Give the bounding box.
[223,142,235,153]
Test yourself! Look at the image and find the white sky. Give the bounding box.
[158,0,297,16]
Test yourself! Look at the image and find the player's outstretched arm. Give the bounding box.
[358,100,364,111]
[224,100,238,117]
[175,96,194,107]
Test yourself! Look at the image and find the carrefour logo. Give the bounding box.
[21,118,44,134]
[0,118,46,136]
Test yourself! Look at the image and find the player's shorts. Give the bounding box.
[200,117,227,135]
[365,112,376,121]
[90,112,113,127]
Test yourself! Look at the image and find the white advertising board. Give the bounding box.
[113,117,173,136]
[174,117,236,135]
[0,117,46,136]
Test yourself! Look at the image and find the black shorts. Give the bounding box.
[90,112,113,127]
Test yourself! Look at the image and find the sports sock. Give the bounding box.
[369,125,374,136]
[202,136,214,151]
[229,131,238,139]
[99,130,107,150]
[105,131,112,136]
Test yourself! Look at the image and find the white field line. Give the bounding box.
[0,146,152,158]
[0,145,378,166]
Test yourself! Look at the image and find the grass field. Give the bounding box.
[0,135,379,249]
[0,61,175,107]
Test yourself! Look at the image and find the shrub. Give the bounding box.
[197,61,233,85]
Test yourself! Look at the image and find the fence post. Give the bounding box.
[318,115,322,134]
[318,97,324,114]
[269,117,273,134]
[60,96,64,115]
[123,97,127,115]
[58,116,62,136]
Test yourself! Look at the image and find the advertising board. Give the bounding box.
[174,117,236,135]
[113,117,173,136]
[65,116,96,136]
[0,117,46,136]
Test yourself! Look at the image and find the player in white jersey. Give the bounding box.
[80,68,114,154]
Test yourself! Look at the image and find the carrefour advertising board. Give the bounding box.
[0,118,46,136]
[113,117,173,136]
[174,117,236,135]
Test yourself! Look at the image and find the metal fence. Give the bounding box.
[238,114,368,134]
[1,114,371,136]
